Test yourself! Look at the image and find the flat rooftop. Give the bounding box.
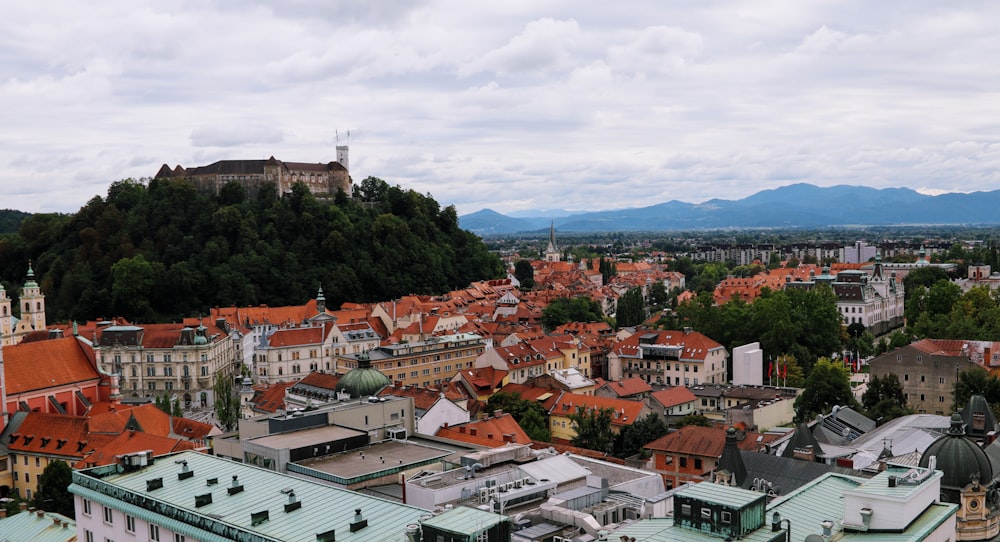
[295,440,453,481]
[248,424,366,450]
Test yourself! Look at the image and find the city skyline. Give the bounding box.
[3,1,999,216]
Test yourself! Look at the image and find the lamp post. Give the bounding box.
[771,511,791,542]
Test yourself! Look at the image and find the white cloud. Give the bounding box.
[2,1,1000,216]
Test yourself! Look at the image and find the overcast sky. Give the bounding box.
[3,1,999,216]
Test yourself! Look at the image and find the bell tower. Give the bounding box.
[20,263,46,333]
[0,282,12,345]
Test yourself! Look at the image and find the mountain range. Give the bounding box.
[458,184,1000,235]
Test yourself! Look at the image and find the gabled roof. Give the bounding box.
[73,430,200,469]
[7,412,113,458]
[644,425,776,457]
[649,386,698,408]
[435,413,530,447]
[613,329,725,361]
[3,336,100,394]
[599,377,653,398]
[549,393,646,427]
[266,324,330,347]
[251,381,294,413]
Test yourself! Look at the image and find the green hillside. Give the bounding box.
[0,177,503,323]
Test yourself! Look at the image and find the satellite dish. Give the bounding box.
[805,535,825,542]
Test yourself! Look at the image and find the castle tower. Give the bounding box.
[544,221,561,262]
[20,263,46,333]
[336,145,349,171]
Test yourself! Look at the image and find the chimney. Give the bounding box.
[792,445,816,462]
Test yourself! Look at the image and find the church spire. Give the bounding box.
[544,221,561,262]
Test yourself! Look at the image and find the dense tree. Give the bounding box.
[541,296,604,331]
[568,406,615,453]
[485,392,551,441]
[214,371,240,432]
[953,366,1000,418]
[614,414,668,458]
[0,177,503,322]
[793,358,858,422]
[32,460,74,518]
[615,287,646,328]
[513,259,535,290]
[862,373,911,424]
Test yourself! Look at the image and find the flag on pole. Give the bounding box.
[768,361,773,378]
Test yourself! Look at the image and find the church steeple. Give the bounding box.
[317,284,327,314]
[544,221,560,262]
[20,261,46,333]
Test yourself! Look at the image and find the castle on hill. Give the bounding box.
[154,145,352,199]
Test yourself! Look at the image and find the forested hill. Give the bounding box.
[0,209,29,233]
[0,177,504,323]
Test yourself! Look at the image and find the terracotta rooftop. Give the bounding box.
[644,425,777,457]
[3,336,100,394]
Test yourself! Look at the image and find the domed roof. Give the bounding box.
[335,354,391,399]
[920,413,992,491]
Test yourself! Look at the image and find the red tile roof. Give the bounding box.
[251,381,294,413]
[7,412,113,458]
[73,430,200,469]
[599,377,652,398]
[650,386,698,408]
[435,413,531,447]
[3,336,100,394]
[266,324,331,347]
[644,425,777,456]
[549,393,646,427]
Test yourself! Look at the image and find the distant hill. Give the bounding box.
[459,184,1000,234]
[0,209,30,234]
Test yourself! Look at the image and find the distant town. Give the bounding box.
[3,213,1000,541]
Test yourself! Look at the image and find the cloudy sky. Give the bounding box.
[3,1,999,216]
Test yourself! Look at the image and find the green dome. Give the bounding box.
[920,413,992,495]
[335,354,391,399]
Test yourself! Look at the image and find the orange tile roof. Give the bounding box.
[650,386,697,408]
[7,412,114,458]
[600,377,652,398]
[3,336,100,394]
[266,324,331,347]
[549,393,646,427]
[73,430,200,469]
[613,329,724,361]
[435,413,531,447]
[644,425,777,456]
[251,381,294,413]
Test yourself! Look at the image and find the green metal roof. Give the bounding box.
[0,510,76,542]
[678,481,765,509]
[420,506,506,536]
[70,450,432,542]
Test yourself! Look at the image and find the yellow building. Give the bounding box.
[337,333,486,389]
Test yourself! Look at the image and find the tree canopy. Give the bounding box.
[568,406,615,453]
[0,176,503,322]
[485,392,551,441]
[541,296,604,331]
[862,373,911,424]
[32,460,75,518]
[793,358,858,422]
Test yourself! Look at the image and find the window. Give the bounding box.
[83,499,92,516]
[202,366,209,376]
[701,508,712,519]
[694,458,702,470]
[721,511,732,524]
[904,374,909,381]
[150,524,160,541]
[175,535,186,542]
[920,375,925,382]
[147,366,156,377]
[164,366,173,377]
[163,354,171,363]
[126,515,135,533]
[103,505,114,524]
[680,457,688,468]
[148,382,157,391]
[35,457,40,467]
[939,377,946,384]
[940,396,945,403]
[85,531,94,542]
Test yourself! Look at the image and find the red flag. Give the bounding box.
[768,361,773,377]
[782,363,788,379]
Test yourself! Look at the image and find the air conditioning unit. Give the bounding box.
[506,481,515,491]
[514,479,523,489]
[478,488,490,503]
